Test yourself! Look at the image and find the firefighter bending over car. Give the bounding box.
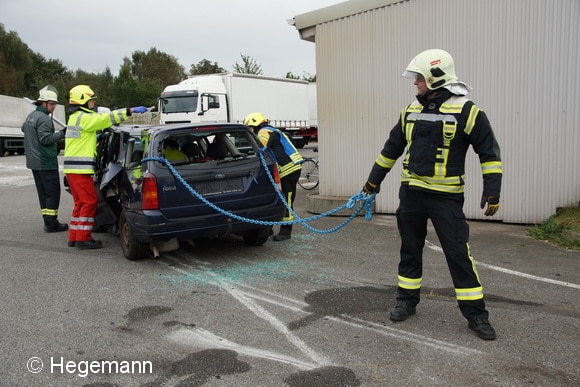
[244,112,303,241]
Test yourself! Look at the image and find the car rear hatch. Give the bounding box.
[147,125,281,220]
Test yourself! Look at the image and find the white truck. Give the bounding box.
[158,73,317,147]
[0,94,66,156]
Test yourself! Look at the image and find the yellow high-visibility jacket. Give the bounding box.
[63,107,130,175]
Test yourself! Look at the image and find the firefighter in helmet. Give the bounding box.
[362,49,502,340]
[64,85,148,249]
[21,85,68,232]
[244,112,303,241]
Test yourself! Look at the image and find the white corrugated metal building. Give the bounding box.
[292,0,580,224]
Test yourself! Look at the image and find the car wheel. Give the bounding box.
[119,211,148,260]
[243,227,272,246]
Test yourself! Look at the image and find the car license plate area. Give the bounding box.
[193,178,244,196]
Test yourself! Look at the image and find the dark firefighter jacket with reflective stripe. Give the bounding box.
[367,89,502,196]
[63,106,129,174]
[21,106,65,170]
[257,126,303,178]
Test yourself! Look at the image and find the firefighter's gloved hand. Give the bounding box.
[480,195,500,216]
[132,106,148,114]
[363,181,380,194]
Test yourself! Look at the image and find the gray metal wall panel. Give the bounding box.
[312,0,579,224]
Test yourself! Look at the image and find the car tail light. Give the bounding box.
[142,173,159,210]
[270,165,281,191]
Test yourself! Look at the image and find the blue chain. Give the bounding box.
[142,152,376,234]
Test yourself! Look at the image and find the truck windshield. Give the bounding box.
[160,91,198,114]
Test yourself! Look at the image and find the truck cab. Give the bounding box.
[158,76,228,124]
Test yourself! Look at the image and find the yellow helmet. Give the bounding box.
[402,49,458,90]
[69,85,96,105]
[37,85,59,103]
[244,112,268,127]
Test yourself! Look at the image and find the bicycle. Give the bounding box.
[298,157,319,190]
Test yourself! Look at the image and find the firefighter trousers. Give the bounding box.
[66,173,98,243]
[32,169,61,226]
[279,170,301,236]
[395,184,489,320]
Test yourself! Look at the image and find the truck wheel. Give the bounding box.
[119,211,148,260]
[243,227,271,246]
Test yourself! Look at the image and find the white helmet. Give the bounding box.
[37,85,59,103]
[402,49,458,90]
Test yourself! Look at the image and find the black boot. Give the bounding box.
[468,318,496,340]
[76,239,103,250]
[273,226,292,241]
[389,301,417,321]
[44,215,68,233]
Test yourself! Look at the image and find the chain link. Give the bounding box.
[141,151,376,234]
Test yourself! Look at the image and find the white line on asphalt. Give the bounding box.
[163,262,332,368]
[425,240,580,290]
[477,262,580,290]
[167,328,320,370]
[338,316,483,355]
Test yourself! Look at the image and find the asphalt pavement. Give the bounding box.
[0,147,579,386]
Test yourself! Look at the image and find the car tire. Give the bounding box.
[243,227,271,246]
[119,211,149,260]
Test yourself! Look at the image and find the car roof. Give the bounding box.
[114,123,248,137]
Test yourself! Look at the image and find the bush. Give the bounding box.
[527,205,580,250]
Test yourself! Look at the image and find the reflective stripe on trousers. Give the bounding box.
[66,173,98,243]
[395,184,488,320]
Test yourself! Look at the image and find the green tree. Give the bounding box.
[127,48,185,108]
[131,48,185,86]
[233,53,263,75]
[189,59,225,75]
[0,24,72,100]
[28,53,72,100]
[0,52,19,95]
[0,24,33,96]
[111,60,140,108]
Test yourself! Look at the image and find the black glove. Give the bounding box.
[480,195,500,216]
[363,181,380,194]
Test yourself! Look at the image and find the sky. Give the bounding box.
[0,0,345,79]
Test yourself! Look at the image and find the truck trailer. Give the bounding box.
[0,94,66,156]
[158,73,317,147]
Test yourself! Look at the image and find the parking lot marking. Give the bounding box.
[167,328,320,370]
[425,240,580,290]
[338,316,483,355]
[163,262,332,368]
[477,262,580,290]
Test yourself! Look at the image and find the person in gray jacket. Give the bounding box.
[21,85,68,232]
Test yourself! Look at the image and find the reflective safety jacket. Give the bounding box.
[256,126,303,178]
[63,107,130,174]
[367,90,502,196]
